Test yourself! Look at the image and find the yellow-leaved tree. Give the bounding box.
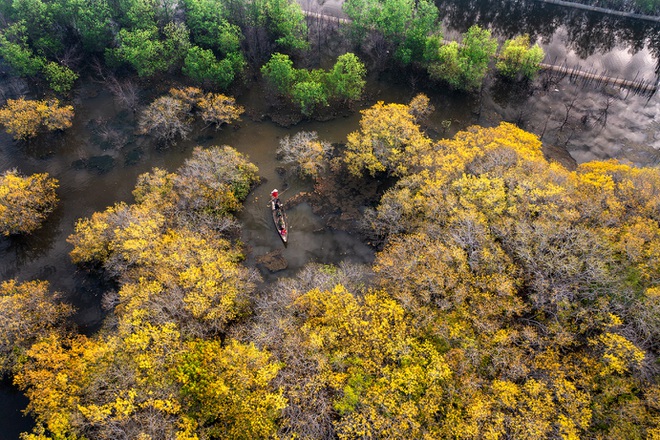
[14,333,110,439]
[0,97,73,140]
[68,145,260,336]
[13,139,286,440]
[0,169,58,236]
[293,285,451,439]
[11,103,660,439]
[15,322,285,439]
[175,339,286,439]
[361,121,660,439]
[0,280,74,376]
[196,92,244,128]
[344,95,433,177]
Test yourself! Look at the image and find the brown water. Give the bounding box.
[214,85,376,277]
[1,1,660,435]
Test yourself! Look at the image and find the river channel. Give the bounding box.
[1,0,659,437]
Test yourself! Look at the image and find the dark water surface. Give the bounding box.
[1,0,659,436]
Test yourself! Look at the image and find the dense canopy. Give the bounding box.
[3,108,659,438]
[0,0,657,436]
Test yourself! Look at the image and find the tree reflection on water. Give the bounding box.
[438,0,660,74]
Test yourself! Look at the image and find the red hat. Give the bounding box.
[271,189,278,197]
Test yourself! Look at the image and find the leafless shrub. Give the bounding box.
[361,31,393,73]
[138,96,193,143]
[559,89,579,132]
[137,89,244,144]
[58,44,83,70]
[108,77,140,113]
[361,186,415,240]
[277,131,332,180]
[594,96,613,128]
[79,376,182,440]
[101,290,120,311]
[173,145,260,215]
[95,118,129,149]
[89,59,140,113]
[173,210,242,238]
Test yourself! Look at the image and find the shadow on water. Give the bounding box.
[0,77,379,317]
[0,378,32,440]
[225,86,377,279]
[439,0,660,62]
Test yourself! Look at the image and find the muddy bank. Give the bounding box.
[543,142,578,170]
[256,249,289,272]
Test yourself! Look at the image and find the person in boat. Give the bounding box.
[271,189,282,210]
[276,209,286,235]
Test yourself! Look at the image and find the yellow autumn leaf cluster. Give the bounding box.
[0,280,74,375]
[69,188,254,339]
[0,169,58,236]
[9,98,660,439]
[294,286,451,439]
[344,96,433,177]
[14,333,109,438]
[361,118,660,439]
[196,92,244,127]
[175,339,286,439]
[0,97,73,140]
[12,140,283,439]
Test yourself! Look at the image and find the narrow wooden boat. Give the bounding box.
[271,199,288,243]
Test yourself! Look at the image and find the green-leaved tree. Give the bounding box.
[496,34,545,80]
